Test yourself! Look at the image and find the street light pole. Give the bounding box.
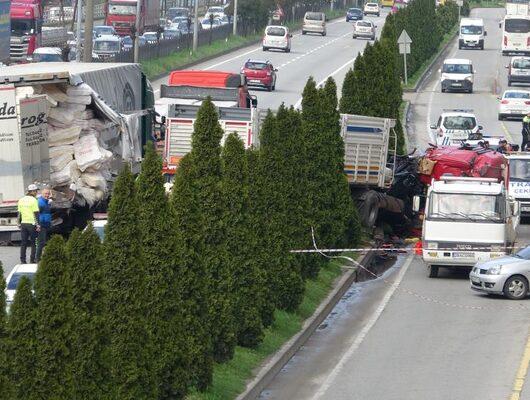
[83,0,93,62]
[133,0,141,63]
[192,0,199,52]
[232,0,238,35]
[75,0,82,61]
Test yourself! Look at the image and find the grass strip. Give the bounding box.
[141,8,347,80]
[186,259,345,400]
[402,24,458,90]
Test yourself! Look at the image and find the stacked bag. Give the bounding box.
[39,83,114,207]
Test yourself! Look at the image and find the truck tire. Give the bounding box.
[358,191,380,228]
[508,79,512,86]
[428,265,439,278]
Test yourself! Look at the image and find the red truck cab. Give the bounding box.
[10,0,43,61]
[167,70,257,108]
[105,0,160,36]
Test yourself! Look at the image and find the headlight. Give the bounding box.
[487,265,502,275]
[426,242,438,249]
[465,76,473,81]
[491,244,502,251]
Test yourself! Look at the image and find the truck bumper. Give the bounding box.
[459,39,484,49]
[441,78,473,92]
[423,250,507,267]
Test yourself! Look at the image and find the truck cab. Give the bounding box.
[10,0,43,62]
[508,153,530,216]
[105,0,160,36]
[459,18,486,50]
[420,176,518,278]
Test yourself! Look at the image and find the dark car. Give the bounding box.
[346,8,363,21]
[241,59,277,91]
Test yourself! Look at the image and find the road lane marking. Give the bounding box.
[509,328,530,400]
[310,253,415,400]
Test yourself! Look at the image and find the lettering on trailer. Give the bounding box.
[0,89,17,143]
[511,181,530,195]
[20,99,47,148]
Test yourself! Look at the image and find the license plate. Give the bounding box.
[522,206,530,211]
[452,133,468,139]
[452,83,462,87]
[249,80,261,83]
[453,252,472,258]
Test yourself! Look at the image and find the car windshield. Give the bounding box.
[94,40,120,51]
[144,33,157,40]
[442,63,472,73]
[108,3,136,15]
[266,27,286,36]
[11,19,35,35]
[95,26,114,35]
[168,8,188,19]
[504,91,530,99]
[509,159,530,182]
[122,36,132,45]
[461,25,482,35]
[306,12,323,20]
[357,21,372,27]
[443,116,476,130]
[505,18,530,33]
[428,192,504,221]
[349,8,362,13]
[33,53,63,62]
[245,61,268,69]
[7,272,36,290]
[513,58,530,69]
[515,246,530,259]
[366,3,378,6]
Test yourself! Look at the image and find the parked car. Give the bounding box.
[84,213,108,242]
[263,25,292,52]
[172,16,188,25]
[364,2,380,16]
[346,8,364,21]
[5,264,38,311]
[31,47,64,62]
[167,6,189,22]
[498,89,530,120]
[201,18,222,30]
[507,56,530,86]
[205,6,225,20]
[216,15,230,25]
[352,20,376,40]
[93,25,117,38]
[142,31,159,44]
[302,11,326,36]
[470,246,530,300]
[163,26,181,39]
[241,59,278,91]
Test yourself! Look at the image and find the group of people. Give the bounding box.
[17,184,52,264]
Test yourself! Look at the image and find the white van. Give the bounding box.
[501,15,530,55]
[459,18,486,49]
[302,12,326,36]
[439,58,474,93]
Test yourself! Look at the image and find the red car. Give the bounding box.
[241,59,278,91]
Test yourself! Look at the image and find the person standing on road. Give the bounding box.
[36,188,52,262]
[522,112,530,151]
[17,184,40,264]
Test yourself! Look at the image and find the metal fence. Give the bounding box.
[101,23,233,63]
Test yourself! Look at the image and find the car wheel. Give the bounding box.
[458,44,462,50]
[503,275,529,300]
[441,87,446,93]
[267,84,272,92]
[499,114,504,121]
[508,80,512,86]
[377,13,380,16]
[353,35,357,39]
[285,48,290,53]
[322,31,326,36]
[371,35,375,40]
[263,47,268,51]
[302,30,306,35]
[428,265,439,278]
[468,87,473,93]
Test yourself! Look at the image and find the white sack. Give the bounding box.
[50,153,73,172]
[66,83,92,97]
[74,133,105,172]
[50,160,77,186]
[41,85,69,103]
[49,144,74,159]
[49,107,75,124]
[48,125,82,146]
[59,102,86,113]
[81,171,107,191]
[65,94,92,105]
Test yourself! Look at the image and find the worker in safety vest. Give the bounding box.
[17,184,40,264]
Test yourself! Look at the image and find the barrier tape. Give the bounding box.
[291,245,527,253]
[306,228,530,311]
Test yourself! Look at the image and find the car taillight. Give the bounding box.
[266,71,272,76]
[527,37,530,46]
[501,99,509,104]
[525,101,530,105]
[504,36,507,46]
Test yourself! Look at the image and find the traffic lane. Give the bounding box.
[152,13,388,109]
[261,256,408,400]
[407,8,507,151]
[309,254,530,400]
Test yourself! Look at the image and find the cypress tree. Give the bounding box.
[34,235,74,400]
[105,165,157,400]
[259,110,304,310]
[137,144,190,399]
[339,53,369,115]
[7,276,37,400]
[0,261,10,397]
[246,148,276,326]
[67,227,110,400]
[171,153,213,390]
[189,98,236,362]
[221,133,264,347]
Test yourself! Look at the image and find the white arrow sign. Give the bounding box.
[398,29,412,44]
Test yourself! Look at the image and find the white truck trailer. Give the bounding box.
[507,153,530,217]
[419,176,519,278]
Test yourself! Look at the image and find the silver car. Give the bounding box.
[469,246,530,299]
[353,20,376,40]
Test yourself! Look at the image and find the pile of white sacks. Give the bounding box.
[39,83,113,207]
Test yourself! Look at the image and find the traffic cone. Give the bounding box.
[414,240,422,255]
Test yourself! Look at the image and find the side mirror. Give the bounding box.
[430,124,437,130]
[478,125,484,130]
[412,195,421,213]
[289,33,293,38]
[250,95,258,108]
[497,96,501,100]
[274,68,278,72]
[484,31,487,36]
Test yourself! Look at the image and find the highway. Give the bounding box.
[260,7,530,400]
[0,12,388,277]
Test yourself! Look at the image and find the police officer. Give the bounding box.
[17,184,40,264]
[522,112,530,151]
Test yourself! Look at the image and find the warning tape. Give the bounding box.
[291,245,526,253]
[305,228,530,311]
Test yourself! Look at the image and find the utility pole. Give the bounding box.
[83,0,94,62]
[192,0,199,52]
[232,0,238,35]
[133,0,141,62]
[76,0,83,61]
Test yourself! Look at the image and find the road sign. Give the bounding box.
[397,29,412,45]
[399,43,411,54]
[456,0,463,6]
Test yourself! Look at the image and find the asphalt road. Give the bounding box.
[151,11,388,110]
[261,7,530,400]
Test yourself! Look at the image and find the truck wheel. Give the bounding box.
[503,275,529,299]
[263,47,268,52]
[428,265,439,278]
[498,114,504,121]
[358,191,380,228]
[267,84,272,92]
[508,80,512,86]
[302,30,306,35]
[468,86,473,93]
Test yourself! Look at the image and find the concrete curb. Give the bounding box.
[402,28,458,93]
[401,100,411,150]
[236,250,376,400]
